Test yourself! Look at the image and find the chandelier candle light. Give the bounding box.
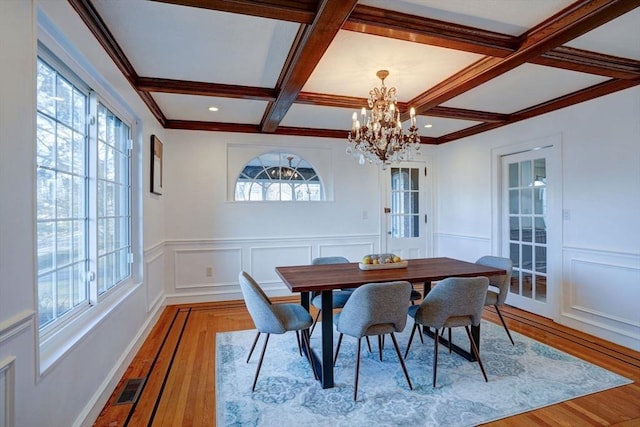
[347,70,420,167]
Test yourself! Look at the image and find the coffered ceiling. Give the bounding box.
[69,0,640,144]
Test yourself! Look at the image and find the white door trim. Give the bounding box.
[491,134,563,320]
[379,158,433,258]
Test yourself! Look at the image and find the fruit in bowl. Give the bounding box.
[361,253,402,264]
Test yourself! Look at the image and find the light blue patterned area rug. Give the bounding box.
[216,320,631,426]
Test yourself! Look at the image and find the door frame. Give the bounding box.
[379,158,434,258]
[491,134,563,320]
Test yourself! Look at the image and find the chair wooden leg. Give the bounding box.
[309,309,321,336]
[404,323,418,359]
[465,326,488,382]
[378,335,383,361]
[252,333,270,391]
[494,305,515,345]
[354,337,362,401]
[246,332,260,363]
[448,328,452,353]
[390,333,413,391]
[334,333,344,365]
[301,328,319,380]
[366,336,372,353]
[432,328,440,388]
[418,324,424,344]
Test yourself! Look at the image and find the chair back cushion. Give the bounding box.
[337,281,411,338]
[476,256,513,305]
[239,271,286,334]
[415,276,490,329]
[312,256,349,265]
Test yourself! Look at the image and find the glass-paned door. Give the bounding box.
[502,147,556,318]
[385,163,428,259]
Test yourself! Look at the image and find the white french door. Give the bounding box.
[383,161,431,259]
[501,146,560,318]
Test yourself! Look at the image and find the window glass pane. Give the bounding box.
[37,222,54,272]
[410,168,419,190]
[56,78,73,127]
[520,160,532,187]
[56,266,73,316]
[235,151,323,201]
[37,61,56,116]
[534,187,545,214]
[521,216,532,242]
[535,246,547,273]
[37,168,55,220]
[509,189,519,214]
[534,158,546,182]
[508,163,518,188]
[535,275,547,302]
[535,217,546,243]
[520,188,532,214]
[411,214,419,238]
[510,271,520,294]
[509,216,519,240]
[38,273,54,327]
[510,243,520,268]
[56,124,73,173]
[56,172,72,219]
[522,272,533,298]
[36,114,56,169]
[522,244,532,271]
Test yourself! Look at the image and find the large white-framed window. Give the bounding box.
[36,45,134,341]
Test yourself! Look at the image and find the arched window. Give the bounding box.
[235,151,323,201]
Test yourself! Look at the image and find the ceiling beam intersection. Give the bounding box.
[259,0,358,133]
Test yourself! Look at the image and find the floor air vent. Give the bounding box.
[114,378,146,405]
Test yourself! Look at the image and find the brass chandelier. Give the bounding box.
[347,70,420,167]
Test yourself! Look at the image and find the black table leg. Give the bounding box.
[299,290,334,388]
[320,290,334,388]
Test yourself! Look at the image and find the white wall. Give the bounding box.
[434,87,640,350]
[161,130,390,302]
[0,1,168,426]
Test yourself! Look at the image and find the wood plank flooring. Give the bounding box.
[93,300,640,426]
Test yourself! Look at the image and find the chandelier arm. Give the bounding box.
[347,70,420,166]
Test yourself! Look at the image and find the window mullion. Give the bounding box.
[87,91,99,305]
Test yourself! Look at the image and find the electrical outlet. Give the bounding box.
[206,267,213,277]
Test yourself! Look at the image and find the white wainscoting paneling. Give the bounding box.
[318,242,374,262]
[144,248,165,313]
[562,247,640,350]
[250,245,311,288]
[433,233,492,262]
[0,356,15,427]
[175,247,242,289]
[164,235,379,303]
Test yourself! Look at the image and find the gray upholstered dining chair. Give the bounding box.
[333,281,413,400]
[309,256,352,336]
[404,276,490,388]
[239,271,318,391]
[476,255,515,345]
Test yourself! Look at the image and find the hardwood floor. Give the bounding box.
[93,299,640,426]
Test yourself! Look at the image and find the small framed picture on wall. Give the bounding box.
[151,135,163,195]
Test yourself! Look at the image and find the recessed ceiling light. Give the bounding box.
[208,106,219,112]
[424,124,433,128]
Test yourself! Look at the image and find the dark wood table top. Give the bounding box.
[276,257,505,293]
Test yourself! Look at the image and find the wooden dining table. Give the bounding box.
[275,256,506,389]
